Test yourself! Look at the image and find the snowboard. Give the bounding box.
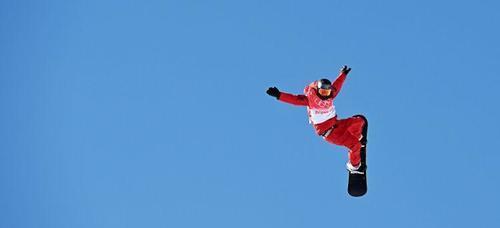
[347,115,368,197]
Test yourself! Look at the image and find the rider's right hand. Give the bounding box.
[266,87,281,99]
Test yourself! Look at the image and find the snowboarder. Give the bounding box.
[266,65,367,174]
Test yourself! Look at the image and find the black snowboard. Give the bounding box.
[347,115,368,197]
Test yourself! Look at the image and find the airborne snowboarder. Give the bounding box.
[266,65,369,196]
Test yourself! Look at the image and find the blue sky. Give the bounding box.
[1,0,500,227]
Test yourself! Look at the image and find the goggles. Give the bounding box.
[318,88,332,96]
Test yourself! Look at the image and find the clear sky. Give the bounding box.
[2,0,500,227]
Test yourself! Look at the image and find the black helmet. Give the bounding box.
[317,78,332,90]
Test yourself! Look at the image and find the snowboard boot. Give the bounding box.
[346,161,365,175]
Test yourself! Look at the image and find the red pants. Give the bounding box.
[323,116,366,166]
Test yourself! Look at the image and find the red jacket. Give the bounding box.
[278,72,347,135]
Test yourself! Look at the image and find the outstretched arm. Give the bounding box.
[331,65,351,99]
[279,92,308,106]
[266,87,308,106]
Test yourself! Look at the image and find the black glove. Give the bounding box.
[341,65,351,75]
[266,87,281,99]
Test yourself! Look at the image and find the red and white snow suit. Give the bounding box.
[278,72,366,166]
